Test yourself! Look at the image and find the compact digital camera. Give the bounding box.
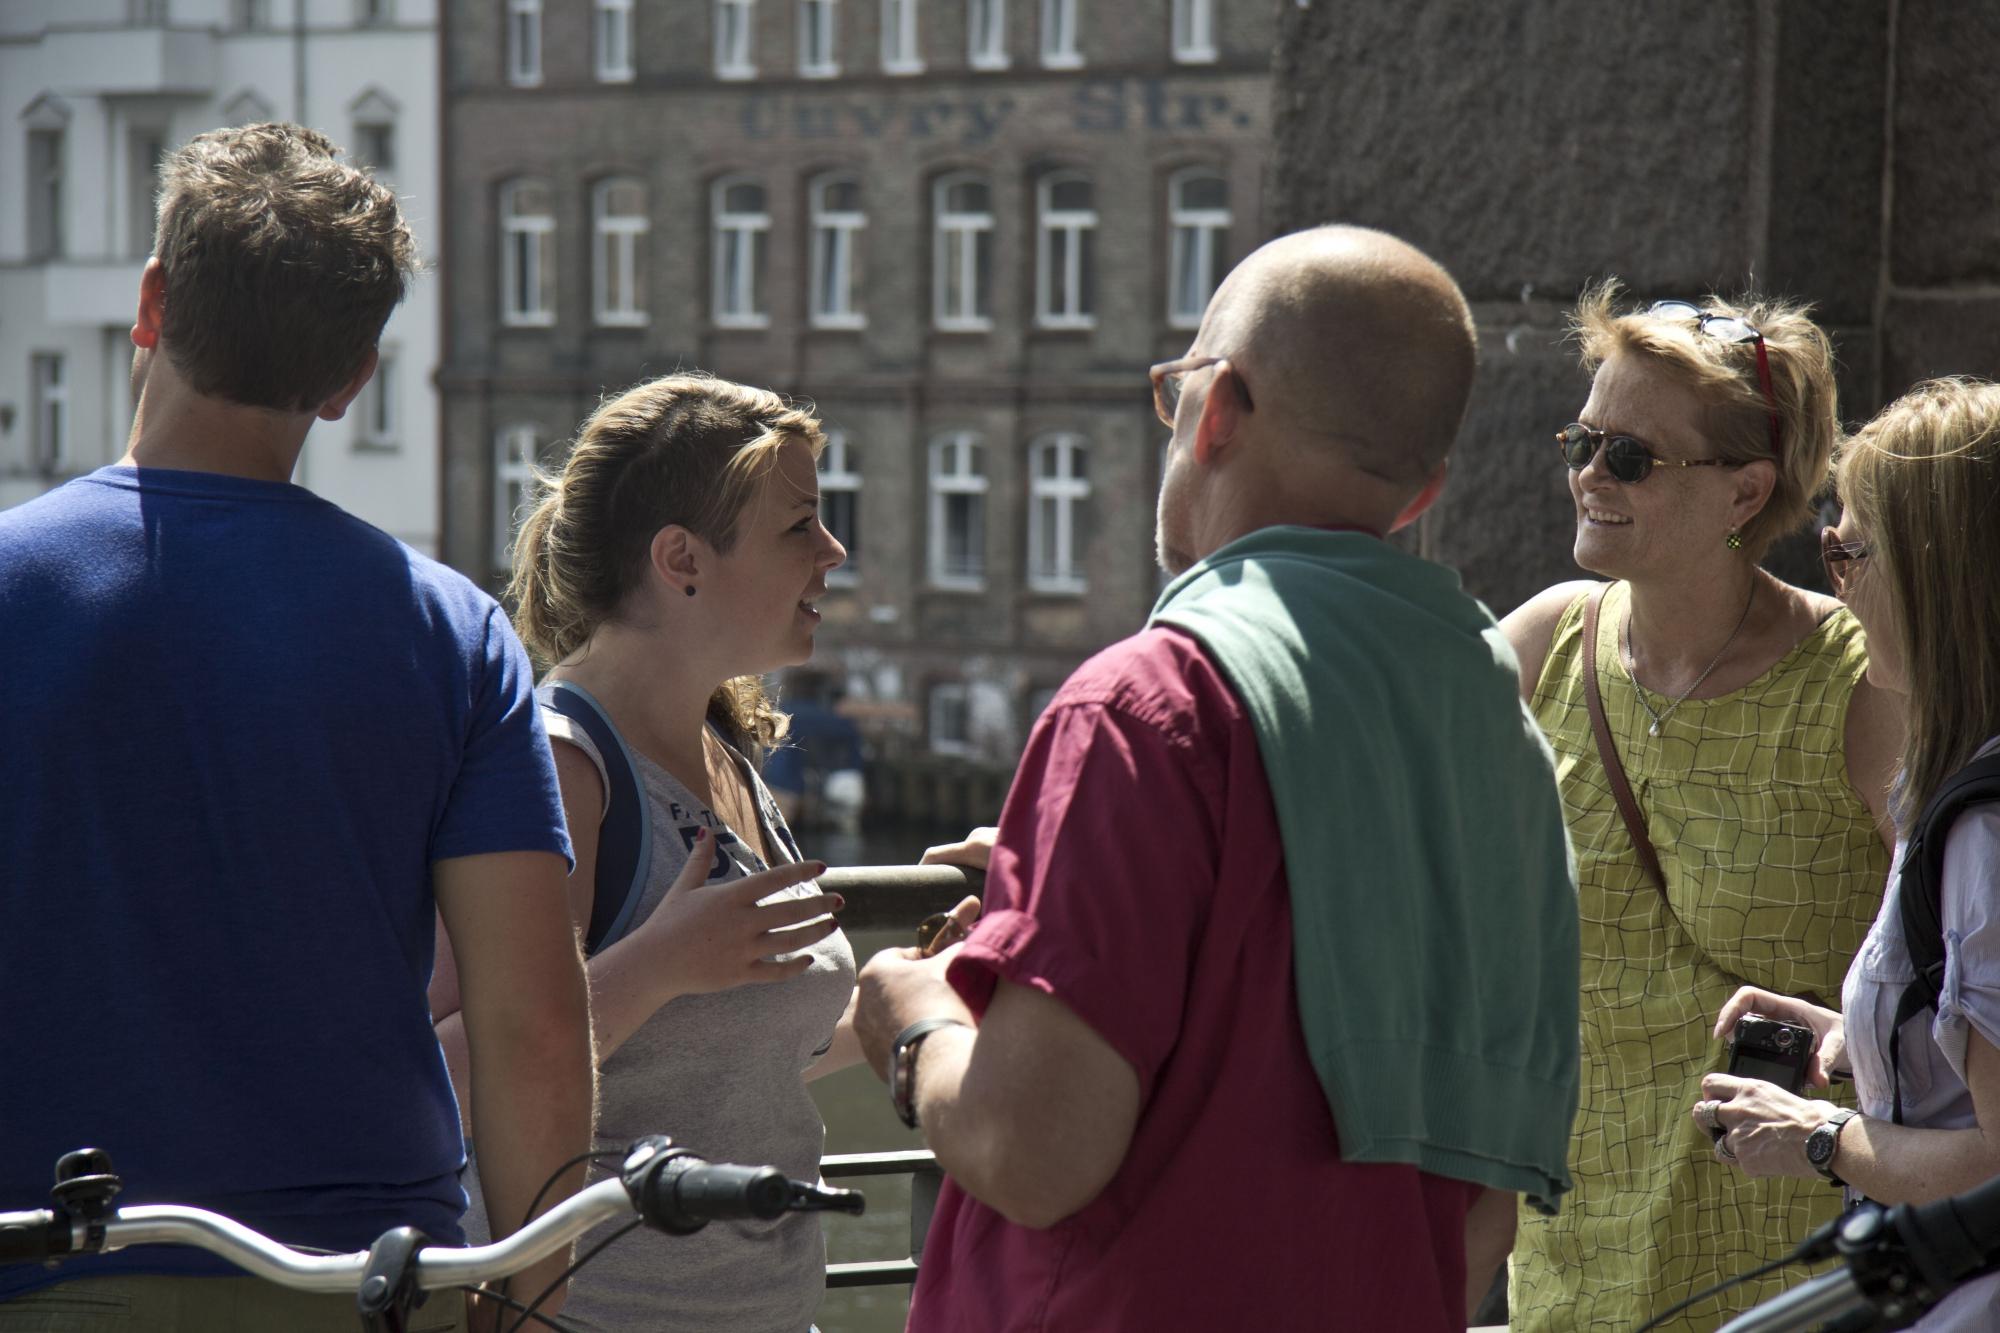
[1726,1013,1815,1095]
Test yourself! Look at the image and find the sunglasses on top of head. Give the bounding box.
[1556,423,1738,485]
[1648,300,1783,453]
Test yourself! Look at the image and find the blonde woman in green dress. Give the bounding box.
[1490,285,1901,1332]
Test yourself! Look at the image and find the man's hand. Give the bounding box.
[920,826,998,872]
[855,947,975,1080]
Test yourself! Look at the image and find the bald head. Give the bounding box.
[1198,226,1476,485]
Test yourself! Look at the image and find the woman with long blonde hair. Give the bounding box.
[1703,379,2000,1330]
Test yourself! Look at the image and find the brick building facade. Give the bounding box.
[439,0,1269,761]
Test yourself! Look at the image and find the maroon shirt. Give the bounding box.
[914,626,1478,1332]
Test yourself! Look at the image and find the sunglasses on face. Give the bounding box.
[1648,300,1783,453]
[1556,423,1736,484]
[1820,525,1871,594]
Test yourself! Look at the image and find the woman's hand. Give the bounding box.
[1713,986,1848,1087]
[1697,1072,1826,1179]
[630,828,842,999]
[920,826,998,872]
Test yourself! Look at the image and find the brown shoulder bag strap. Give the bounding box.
[1582,584,1669,892]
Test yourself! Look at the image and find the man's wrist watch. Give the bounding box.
[1805,1107,1860,1184]
[891,1018,969,1129]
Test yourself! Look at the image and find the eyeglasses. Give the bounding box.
[1149,355,1252,428]
[1556,422,1736,485]
[1820,525,1871,595]
[1648,300,1782,453]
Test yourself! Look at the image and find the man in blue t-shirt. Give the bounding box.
[0,124,594,1331]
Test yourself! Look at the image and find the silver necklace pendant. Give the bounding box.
[1649,720,1661,737]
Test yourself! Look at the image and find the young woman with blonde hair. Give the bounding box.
[436,373,972,1332]
[1702,378,2000,1330]
[1496,285,1901,1331]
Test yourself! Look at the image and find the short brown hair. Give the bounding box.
[509,373,827,751]
[152,123,416,412]
[1570,280,1841,561]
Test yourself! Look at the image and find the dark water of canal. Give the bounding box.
[808,825,975,1333]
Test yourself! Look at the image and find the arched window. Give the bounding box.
[1040,0,1079,66]
[967,0,1007,67]
[1035,172,1096,328]
[499,179,555,326]
[1168,168,1229,328]
[508,0,543,84]
[712,177,770,328]
[494,424,540,570]
[933,174,993,331]
[799,0,838,75]
[716,0,756,77]
[881,0,921,71]
[1027,433,1090,592]
[1170,0,1214,62]
[819,431,861,583]
[928,432,987,587]
[596,0,635,80]
[593,177,649,325]
[809,175,865,328]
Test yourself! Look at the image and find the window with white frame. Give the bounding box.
[31,354,66,474]
[928,432,986,587]
[1035,173,1096,328]
[967,0,1007,67]
[494,424,540,569]
[1171,0,1214,62]
[500,179,556,327]
[359,349,398,448]
[1027,433,1090,592]
[508,0,543,85]
[715,0,756,77]
[593,177,649,326]
[712,177,769,328]
[933,175,993,331]
[351,89,399,175]
[127,128,166,259]
[818,431,860,584]
[809,175,865,328]
[929,682,973,756]
[881,0,920,71]
[27,129,64,261]
[1040,0,1079,66]
[596,0,635,80]
[1168,168,1230,328]
[799,0,838,75]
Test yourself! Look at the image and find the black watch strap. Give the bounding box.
[891,1018,969,1130]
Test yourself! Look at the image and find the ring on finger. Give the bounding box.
[1697,1100,1721,1134]
[1715,1135,1737,1162]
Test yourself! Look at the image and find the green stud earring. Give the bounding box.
[1726,530,1743,551]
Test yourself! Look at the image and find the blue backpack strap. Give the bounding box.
[538,681,652,956]
[1889,750,2000,1122]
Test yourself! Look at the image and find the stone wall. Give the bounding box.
[1269,0,1998,615]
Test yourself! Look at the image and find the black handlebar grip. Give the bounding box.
[643,1159,792,1236]
[0,1211,66,1264]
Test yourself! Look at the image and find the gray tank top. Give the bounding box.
[464,711,855,1332]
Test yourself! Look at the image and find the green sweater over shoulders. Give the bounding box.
[1150,525,1580,1211]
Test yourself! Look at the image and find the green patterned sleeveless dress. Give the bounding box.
[1509,582,1886,1332]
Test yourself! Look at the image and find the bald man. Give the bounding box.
[854,227,1580,1331]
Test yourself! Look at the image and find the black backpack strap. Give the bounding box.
[539,681,652,956]
[1888,751,2000,1123]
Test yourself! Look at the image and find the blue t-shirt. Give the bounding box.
[0,467,571,1294]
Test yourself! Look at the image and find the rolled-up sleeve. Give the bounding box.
[1934,806,2000,1083]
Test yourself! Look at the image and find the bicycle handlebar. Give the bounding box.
[0,1137,863,1294]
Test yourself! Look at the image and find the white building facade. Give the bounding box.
[0,0,441,552]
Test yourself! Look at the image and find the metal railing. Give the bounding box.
[819,1150,942,1289]
[810,862,979,1288]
